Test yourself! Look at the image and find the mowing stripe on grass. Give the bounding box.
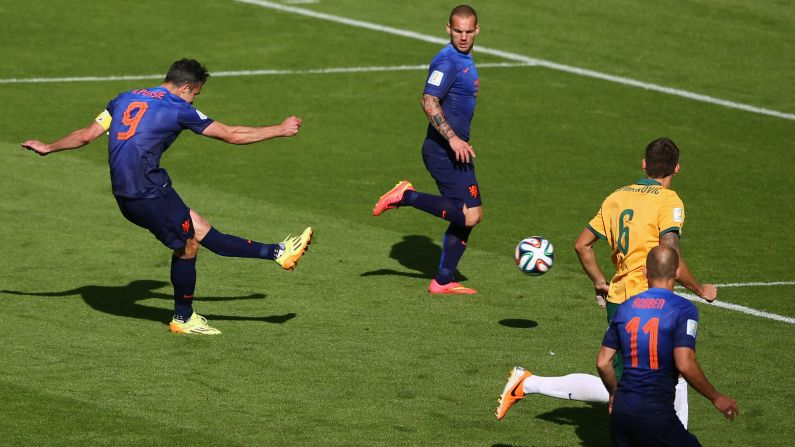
[234,0,795,121]
[0,63,530,85]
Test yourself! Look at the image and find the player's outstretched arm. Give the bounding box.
[659,232,717,302]
[574,227,610,308]
[674,347,739,420]
[21,121,106,156]
[421,94,475,163]
[201,115,302,145]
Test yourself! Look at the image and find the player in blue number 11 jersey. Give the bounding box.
[22,59,312,335]
[597,245,738,446]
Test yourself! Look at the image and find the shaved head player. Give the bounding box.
[373,5,483,294]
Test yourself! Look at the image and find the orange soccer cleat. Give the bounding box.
[372,181,415,216]
[496,367,532,420]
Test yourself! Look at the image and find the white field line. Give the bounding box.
[675,281,795,324]
[711,281,795,288]
[679,292,795,325]
[235,0,795,121]
[0,62,530,85]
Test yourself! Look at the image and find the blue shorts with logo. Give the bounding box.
[115,188,194,250]
[422,138,481,208]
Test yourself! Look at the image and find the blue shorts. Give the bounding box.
[115,188,194,250]
[611,411,701,447]
[422,139,481,208]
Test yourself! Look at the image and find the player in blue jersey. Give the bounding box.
[373,5,482,294]
[596,245,738,446]
[22,59,313,335]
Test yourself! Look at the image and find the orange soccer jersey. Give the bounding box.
[588,179,685,304]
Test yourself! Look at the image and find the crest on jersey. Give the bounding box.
[427,70,444,86]
[686,319,698,338]
[673,208,684,222]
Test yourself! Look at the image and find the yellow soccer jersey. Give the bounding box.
[588,179,685,304]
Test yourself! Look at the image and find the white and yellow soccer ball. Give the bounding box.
[515,237,554,276]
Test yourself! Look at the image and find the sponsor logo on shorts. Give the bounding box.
[181,219,191,234]
[468,185,479,198]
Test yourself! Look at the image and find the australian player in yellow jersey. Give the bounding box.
[575,137,717,310]
[496,138,716,428]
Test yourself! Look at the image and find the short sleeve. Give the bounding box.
[659,192,685,237]
[588,207,607,240]
[178,106,214,134]
[423,55,457,99]
[673,302,699,350]
[601,320,620,350]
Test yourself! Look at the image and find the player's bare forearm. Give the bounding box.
[575,228,608,287]
[421,95,475,163]
[227,125,285,144]
[203,116,301,145]
[675,348,739,419]
[660,232,716,301]
[596,346,618,395]
[422,94,457,141]
[21,122,105,156]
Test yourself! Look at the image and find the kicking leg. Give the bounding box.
[523,373,609,402]
[191,209,312,270]
[372,180,467,226]
[675,376,689,428]
[496,367,609,420]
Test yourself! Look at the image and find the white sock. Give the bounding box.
[674,376,689,429]
[523,374,609,403]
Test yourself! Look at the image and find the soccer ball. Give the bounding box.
[515,237,554,276]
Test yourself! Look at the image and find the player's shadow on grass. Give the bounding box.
[360,235,467,281]
[534,403,611,447]
[2,279,296,325]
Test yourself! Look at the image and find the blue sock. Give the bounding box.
[171,256,196,322]
[436,224,472,285]
[400,190,466,226]
[200,227,279,260]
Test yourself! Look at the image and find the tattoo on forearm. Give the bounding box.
[424,95,457,141]
[660,232,680,250]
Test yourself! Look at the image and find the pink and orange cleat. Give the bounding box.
[428,279,477,294]
[373,181,415,216]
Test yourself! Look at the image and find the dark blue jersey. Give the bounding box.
[602,288,699,416]
[103,87,214,198]
[423,43,479,155]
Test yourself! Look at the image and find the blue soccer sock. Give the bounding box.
[171,256,196,322]
[436,224,473,285]
[400,190,467,226]
[200,227,279,260]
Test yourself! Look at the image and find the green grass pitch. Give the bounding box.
[1,1,793,445]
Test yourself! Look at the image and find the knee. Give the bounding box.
[178,238,200,259]
[464,207,483,227]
